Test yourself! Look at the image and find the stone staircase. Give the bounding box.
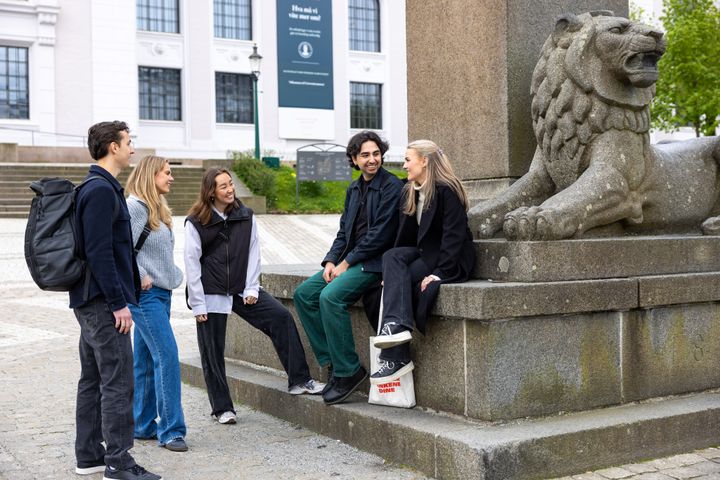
[0,162,266,218]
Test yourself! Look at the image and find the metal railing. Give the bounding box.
[0,126,87,147]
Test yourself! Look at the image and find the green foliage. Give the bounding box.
[652,0,720,136]
[232,151,278,208]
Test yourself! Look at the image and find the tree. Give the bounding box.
[651,0,720,137]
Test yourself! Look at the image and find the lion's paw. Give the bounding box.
[701,216,720,235]
[503,206,577,240]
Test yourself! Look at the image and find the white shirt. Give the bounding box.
[184,208,261,316]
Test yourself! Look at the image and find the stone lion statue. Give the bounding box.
[469,11,720,240]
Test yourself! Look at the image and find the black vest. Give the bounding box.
[186,203,253,296]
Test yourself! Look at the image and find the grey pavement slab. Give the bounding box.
[1,215,719,479]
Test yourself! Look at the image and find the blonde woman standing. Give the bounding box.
[370,140,475,384]
[125,156,187,452]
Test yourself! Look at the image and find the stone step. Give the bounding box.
[180,356,720,480]
[473,236,720,282]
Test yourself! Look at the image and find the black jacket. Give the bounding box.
[323,167,403,273]
[70,165,140,310]
[186,202,253,296]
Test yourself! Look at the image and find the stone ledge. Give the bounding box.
[181,356,720,480]
[261,265,720,320]
[474,236,720,282]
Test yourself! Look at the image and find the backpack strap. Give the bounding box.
[77,175,121,301]
[134,223,152,254]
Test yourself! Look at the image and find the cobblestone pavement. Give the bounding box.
[2,215,720,479]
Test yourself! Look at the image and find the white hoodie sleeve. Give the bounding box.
[184,221,207,316]
[242,216,261,300]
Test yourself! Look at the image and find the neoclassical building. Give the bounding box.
[0,0,408,161]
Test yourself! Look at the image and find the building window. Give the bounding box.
[137,0,180,33]
[350,82,382,129]
[214,0,252,40]
[0,46,29,120]
[215,72,253,124]
[139,67,182,121]
[349,0,380,52]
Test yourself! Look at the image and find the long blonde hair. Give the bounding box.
[403,140,468,216]
[125,155,173,230]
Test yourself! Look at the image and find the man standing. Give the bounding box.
[70,121,161,480]
[294,131,403,405]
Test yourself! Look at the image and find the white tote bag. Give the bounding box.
[368,290,416,408]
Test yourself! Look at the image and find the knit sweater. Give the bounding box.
[127,195,184,291]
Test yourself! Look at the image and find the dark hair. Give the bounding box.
[187,167,238,225]
[345,130,389,170]
[87,121,129,160]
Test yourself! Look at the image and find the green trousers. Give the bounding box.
[293,264,380,377]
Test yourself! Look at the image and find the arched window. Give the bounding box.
[349,0,380,52]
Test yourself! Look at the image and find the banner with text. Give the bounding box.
[277,0,335,139]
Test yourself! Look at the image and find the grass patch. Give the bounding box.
[232,152,406,213]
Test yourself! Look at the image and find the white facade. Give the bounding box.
[0,0,408,162]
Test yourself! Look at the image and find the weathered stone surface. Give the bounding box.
[468,12,720,240]
[474,236,720,282]
[465,312,623,419]
[639,272,720,307]
[623,304,720,402]
[407,0,627,183]
[181,356,720,480]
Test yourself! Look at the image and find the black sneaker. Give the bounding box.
[322,366,368,405]
[76,460,105,475]
[103,464,162,480]
[370,360,414,384]
[373,322,412,349]
[321,364,335,395]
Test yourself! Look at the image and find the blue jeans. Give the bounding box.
[129,287,187,445]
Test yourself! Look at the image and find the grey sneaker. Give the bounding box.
[103,464,161,480]
[212,411,237,424]
[162,437,188,452]
[288,379,325,395]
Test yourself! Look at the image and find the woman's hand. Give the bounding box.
[195,314,207,323]
[244,295,258,305]
[420,275,440,292]
[141,274,153,290]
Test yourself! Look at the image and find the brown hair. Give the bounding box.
[187,167,237,225]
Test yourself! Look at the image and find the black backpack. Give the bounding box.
[24,176,117,292]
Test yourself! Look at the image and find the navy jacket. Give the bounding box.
[69,165,140,311]
[323,167,403,273]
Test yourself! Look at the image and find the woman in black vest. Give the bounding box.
[370,140,475,384]
[184,167,323,424]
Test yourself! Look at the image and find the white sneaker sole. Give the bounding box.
[288,384,326,395]
[76,465,105,475]
[372,330,412,349]
[370,361,415,384]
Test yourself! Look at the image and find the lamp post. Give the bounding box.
[248,44,263,160]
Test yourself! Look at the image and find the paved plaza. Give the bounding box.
[1,215,720,479]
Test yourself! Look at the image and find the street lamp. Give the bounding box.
[248,44,263,160]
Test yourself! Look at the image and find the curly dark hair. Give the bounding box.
[87,121,130,160]
[345,131,389,170]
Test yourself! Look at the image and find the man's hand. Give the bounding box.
[420,275,440,292]
[331,260,350,280]
[140,274,153,291]
[113,306,133,334]
[322,262,335,282]
[195,314,208,323]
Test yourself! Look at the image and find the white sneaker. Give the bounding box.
[288,379,325,395]
[213,411,236,424]
[75,464,105,475]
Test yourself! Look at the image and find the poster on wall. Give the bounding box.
[276,0,335,139]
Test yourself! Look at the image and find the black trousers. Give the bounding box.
[74,298,135,470]
[196,289,312,416]
[379,247,430,363]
